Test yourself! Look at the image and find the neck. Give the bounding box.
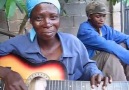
[37,35,62,60]
[38,37,59,50]
[95,28,101,34]
[89,21,101,34]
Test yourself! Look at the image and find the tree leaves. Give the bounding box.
[112,0,118,5]
[110,0,129,6]
[15,0,27,13]
[2,0,26,19]
[0,0,7,9]
[123,0,129,6]
[5,0,16,19]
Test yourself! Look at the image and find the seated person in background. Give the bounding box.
[77,1,129,81]
[0,0,112,90]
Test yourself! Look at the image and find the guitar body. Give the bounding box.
[0,54,67,85]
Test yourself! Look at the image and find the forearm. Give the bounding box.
[85,38,129,64]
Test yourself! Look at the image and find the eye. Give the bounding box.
[103,15,106,17]
[35,16,43,21]
[96,15,101,18]
[50,15,59,20]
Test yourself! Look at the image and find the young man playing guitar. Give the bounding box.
[0,0,112,90]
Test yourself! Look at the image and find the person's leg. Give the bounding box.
[119,43,129,81]
[92,51,127,81]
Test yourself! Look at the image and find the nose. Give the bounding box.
[40,18,52,28]
[99,17,105,23]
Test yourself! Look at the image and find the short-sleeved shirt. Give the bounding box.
[0,31,102,80]
[77,21,129,65]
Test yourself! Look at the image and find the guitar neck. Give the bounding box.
[45,80,129,90]
[1,80,129,90]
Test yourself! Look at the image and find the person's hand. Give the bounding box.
[3,70,27,90]
[90,74,112,90]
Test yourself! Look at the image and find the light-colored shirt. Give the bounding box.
[0,31,102,80]
[77,21,129,65]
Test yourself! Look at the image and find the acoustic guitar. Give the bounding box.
[0,54,129,90]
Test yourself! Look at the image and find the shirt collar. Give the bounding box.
[87,21,107,36]
[57,32,74,57]
[28,30,74,57]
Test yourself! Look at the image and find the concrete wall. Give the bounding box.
[113,2,122,32]
[0,10,10,41]
[0,0,111,42]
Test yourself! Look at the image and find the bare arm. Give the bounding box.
[0,66,27,90]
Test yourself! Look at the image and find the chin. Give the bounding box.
[98,24,104,28]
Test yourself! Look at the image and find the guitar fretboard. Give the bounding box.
[1,80,129,90]
[45,80,129,90]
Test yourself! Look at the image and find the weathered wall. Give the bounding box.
[0,0,111,42]
[0,10,10,41]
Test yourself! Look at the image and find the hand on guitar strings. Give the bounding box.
[3,70,27,90]
[90,74,112,90]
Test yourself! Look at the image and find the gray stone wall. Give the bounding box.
[59,0,87,35]
[0,10,10,41]
[0,0,111,42]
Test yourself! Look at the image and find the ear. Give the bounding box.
[88,15,91,19]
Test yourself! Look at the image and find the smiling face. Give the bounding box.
[89,13,106,28]
[30,3,60,41]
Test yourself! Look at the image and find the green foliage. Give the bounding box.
[124,0,129,6]
[110,0,119,5]
[0,0,6,9]
[0,0,26,19]
[5,0,16,19]
[111,0,129,6]
[15,0,27,13]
